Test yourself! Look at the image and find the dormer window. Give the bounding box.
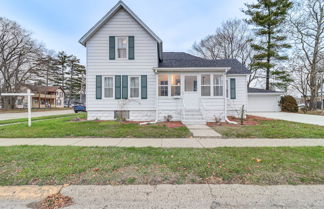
[117,37,128,59]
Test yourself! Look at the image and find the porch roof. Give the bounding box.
[153,67,228,73]
[159,52,250,74]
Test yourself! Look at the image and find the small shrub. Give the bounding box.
[164,115,173,122]
[214,114,222,125]
[279,95,298,112]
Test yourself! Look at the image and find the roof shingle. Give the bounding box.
[159,52,250,74]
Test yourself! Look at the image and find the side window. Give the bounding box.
[117,37,128,59]
[201,74,211,96]
[171,74,181,96]
[158,74,168,96]
[230,78,236,99]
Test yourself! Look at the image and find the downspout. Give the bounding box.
[224,70,237,125]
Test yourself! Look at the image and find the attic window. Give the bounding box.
[117,37,127,59]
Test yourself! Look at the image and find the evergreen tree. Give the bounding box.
[65,56,85,107]
[243,0,293,90]
[52,51,72,90]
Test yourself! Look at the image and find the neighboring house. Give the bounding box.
[79,1,281,124]
[16,85,65,109]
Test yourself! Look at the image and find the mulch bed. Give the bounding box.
[208,115,273,127]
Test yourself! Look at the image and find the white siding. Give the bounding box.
[86,8,158,120]
[226,75,248,117]
[248,94,281,112]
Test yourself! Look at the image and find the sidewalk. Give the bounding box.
[1,184,323,209]
[0,138,324,147]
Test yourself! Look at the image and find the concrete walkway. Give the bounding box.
[250,112,324,126]
[1,185,323,209]
[186,125,222,138]
[0,138,324,148]
[0,110,74,121]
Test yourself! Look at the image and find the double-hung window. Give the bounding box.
[130,76,140,98]
[117,37,127,59]
[171,74,181,96]
[201,74,211,96]
[104,77,114,98]
[213,75,223,96]
[158,74,168,96]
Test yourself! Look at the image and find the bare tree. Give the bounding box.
[289,0,324,110]
[0,17,43,109]
[192,19,260,87]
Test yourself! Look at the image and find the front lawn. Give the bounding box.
[0,146,323,185]
[0,114,190,138]
[0,113,78,125]
[212,119,324,138]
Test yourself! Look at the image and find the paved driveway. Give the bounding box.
[0,110,74,121]
[249,112,324,126]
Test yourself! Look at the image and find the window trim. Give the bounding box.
[158,74,169,97]
[171,74,181,97]
[129,76,141,99]
[213,74,224,97]
[103,76,114,99]
[116,36,128,60]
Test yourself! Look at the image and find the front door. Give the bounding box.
[183,75,199,110]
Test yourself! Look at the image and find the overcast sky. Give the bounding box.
[0,0,254,64]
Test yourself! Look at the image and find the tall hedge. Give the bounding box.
[279,95,298,112]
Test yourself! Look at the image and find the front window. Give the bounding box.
[158,74,168,96]
[130,76,140,98]
[213,75,223,96]
[171,74,181,96]
[201,74,211,96]
[185,76,197,92]
[104,77,114,98]
[117,37,127,59]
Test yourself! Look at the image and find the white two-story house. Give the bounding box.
[79,1,281,125]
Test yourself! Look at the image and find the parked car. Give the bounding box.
[73,104,86,113]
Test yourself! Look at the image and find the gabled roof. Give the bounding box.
[159,52,250,74]
[79,1,163,60]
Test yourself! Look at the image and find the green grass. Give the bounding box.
[0,114,190,138]
[213,120,324,138]
[0,113,80,125]
[0,146,323,185]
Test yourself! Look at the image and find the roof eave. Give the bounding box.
[153,67,230,73]
[248,92,283,95]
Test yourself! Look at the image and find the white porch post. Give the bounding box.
[27,89,32,127]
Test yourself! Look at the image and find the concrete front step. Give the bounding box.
[183,120,206,125]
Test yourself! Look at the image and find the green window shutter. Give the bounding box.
[128,36,135,60]
[115,75,121,99]
[122,75,128,99]
[109,36,115,60]
[141,75,147,99]
[96,75,102,99]
[230,78,236,99]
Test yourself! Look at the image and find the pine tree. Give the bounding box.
[243,0,293,90]
[53,51,72,90]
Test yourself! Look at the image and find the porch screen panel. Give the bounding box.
[158,74,168,96]
[171,74,181,96]
[201,74,211,96]
[213,75,224,96]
